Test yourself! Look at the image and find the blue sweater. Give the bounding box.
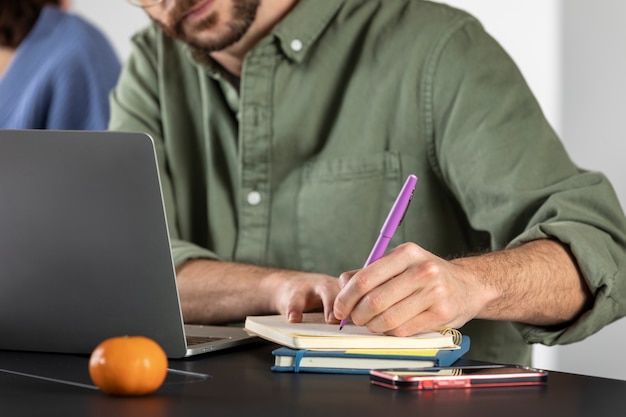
[0,7,121,130]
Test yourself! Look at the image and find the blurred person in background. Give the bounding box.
[0,0,121,129]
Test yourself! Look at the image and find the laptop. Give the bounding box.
[0,129,257,358]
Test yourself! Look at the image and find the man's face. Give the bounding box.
[144,0,261,52]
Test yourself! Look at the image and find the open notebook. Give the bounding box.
[245,313,462,350]
[0,130,256,358]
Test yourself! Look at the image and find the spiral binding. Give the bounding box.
[441,328,463,346]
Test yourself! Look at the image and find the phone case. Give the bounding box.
[370,365,548,390]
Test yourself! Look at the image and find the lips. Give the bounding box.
[185,0,215,21]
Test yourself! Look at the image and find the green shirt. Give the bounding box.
[109,0,626,365]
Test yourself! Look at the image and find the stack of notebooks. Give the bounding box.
[244,313,470,374]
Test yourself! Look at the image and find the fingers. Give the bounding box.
[321,278,342,323]
[352,269,426,331]
[381,309,449,337]
[363,263,473,335]
[334,244,421,323]
[285,297,305,323]
[282,275,341,323]
[334,269,381,322]
[364,284,444,336]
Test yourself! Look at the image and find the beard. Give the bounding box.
[153,0,260,52]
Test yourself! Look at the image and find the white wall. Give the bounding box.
[69,0,626,380]
[562,0,626,208]
[69,0,149,61]
[552,0,626,381]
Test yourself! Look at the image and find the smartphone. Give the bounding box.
[370,365,548,390]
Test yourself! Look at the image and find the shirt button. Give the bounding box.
[290,39,303,52]
[247,191,262,206]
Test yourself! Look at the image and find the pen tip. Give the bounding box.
[339,317,350,330]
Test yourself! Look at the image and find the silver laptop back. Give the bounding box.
[0,130,191,358]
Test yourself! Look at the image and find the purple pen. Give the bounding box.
[339,174,418,330]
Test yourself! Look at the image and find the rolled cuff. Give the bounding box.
[508,221,623,345]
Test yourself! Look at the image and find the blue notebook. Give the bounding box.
[271,336,470,374]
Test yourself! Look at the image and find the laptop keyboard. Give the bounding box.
[186,335,226,346]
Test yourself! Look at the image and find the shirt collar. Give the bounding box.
[272,0,345,63]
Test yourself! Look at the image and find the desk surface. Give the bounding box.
[1,340,624,417]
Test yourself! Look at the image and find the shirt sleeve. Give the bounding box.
[425,16,626,345]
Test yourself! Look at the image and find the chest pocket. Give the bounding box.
[295,151,403,276]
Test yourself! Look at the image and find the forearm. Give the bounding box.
[458,239,593,326]
[176,259,285,324]
[175,259,340,325]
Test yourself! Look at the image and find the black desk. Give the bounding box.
[1,340,624,417]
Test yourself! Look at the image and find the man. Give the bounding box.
[110,0,626,365]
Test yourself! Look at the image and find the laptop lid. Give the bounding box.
[0,130,255,358]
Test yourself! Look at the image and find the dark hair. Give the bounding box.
[0,1,62,48]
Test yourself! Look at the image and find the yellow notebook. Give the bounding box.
[244,313,461,350]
